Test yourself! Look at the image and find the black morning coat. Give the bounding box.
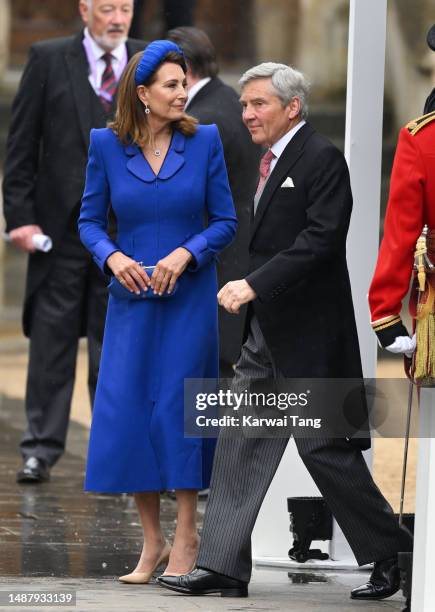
[186,77,261,367]
[245,123,369,449]
[2,32,146,336]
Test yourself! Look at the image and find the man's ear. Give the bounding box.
[78,1,89,25]
[288,97,301,120]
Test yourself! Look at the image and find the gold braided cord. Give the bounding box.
[406,110,435,135]
[411,226,435,384]
[410,114,435,136]
[414,313,435,383]
[372,317,402,332]
[416,283,435,321]
[415,235,427,291]
[371,314,401,327]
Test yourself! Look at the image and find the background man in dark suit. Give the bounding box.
[2,0,145,483]
[158,62,413,601]
[167,26,260,377]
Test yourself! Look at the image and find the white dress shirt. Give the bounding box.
[186,77,212,108]
[269,119,306,173]
[83,28,127,95]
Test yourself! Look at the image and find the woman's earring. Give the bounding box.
[144,103,150,115]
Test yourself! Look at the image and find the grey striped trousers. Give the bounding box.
[196,316,413,582]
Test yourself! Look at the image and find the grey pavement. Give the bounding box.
[0,393,407,612]
[0,571,406,612]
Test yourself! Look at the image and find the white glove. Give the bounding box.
[386,334,416,358]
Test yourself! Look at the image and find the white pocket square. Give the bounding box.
[281,177,295,188]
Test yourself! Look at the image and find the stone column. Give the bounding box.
[385,0,435,127]
[297,0,349,99]
[0,0,10,83]
[252,0,301,64]
[0,1,11,263]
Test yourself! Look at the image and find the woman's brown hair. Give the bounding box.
[109,51,197,147]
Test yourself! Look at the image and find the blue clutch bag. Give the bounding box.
[108,265,179,300]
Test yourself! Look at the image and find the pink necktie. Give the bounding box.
[254,149,275,213]
[100,53,117,112]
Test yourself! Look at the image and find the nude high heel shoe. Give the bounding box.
[118,542,171,584]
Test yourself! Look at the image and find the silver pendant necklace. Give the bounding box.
[154,149,161,157]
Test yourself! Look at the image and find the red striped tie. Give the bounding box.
[100,53,117,112]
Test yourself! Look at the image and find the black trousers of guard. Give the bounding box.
[20,227,107,466]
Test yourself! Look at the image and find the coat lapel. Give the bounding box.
[125,130,186,182]
[65,36,143,151]
[64,32,94,151]
[250,123,315,242]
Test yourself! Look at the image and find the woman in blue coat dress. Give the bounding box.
[79,41,237,582]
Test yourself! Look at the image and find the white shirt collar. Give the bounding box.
[270,120,306,161]
[186,77,212,107]
[84,27,125,63]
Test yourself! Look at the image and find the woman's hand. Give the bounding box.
[106,252,150,295]
[150,247,193,295]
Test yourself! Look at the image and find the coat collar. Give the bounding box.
[186,77,223,109]
[65,33,94,151]
[124,130,186,182]
[250,122,315,241]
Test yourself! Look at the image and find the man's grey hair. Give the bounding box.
[239,62,310,119]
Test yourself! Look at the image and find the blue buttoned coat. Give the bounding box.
[79,124,237,492]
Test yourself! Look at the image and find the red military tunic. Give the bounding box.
[369,111,435,347]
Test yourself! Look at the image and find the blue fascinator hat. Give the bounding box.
[135,40,184,86]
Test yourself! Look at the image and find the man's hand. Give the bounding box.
[9,225,43,253]
[218,279,257,314]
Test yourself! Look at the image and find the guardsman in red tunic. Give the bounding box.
[369,111,435,353]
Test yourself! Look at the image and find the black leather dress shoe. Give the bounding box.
[157,568,248,597]
[16,457,50,484]
[351,556,400,600]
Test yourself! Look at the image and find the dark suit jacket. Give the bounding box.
[245,123,368,448]
[186,77,261,366]
[2,32,146,336]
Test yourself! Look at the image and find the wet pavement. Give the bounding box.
[0,395,179,580]
[0,393,408,611]
[0,240,410,610]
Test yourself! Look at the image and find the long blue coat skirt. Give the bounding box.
[79,125,237,493]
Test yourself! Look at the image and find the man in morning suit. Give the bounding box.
[158,63,413,601]
[167,26,261,377]
[2,0,145,483]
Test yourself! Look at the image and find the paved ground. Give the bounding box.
[0,244,411,611]
[0,394,408,612]
[0,573,407,612]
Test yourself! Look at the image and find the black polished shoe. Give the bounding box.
[351,556,400,600]
[157,567,248,597]
[16,457,50,484]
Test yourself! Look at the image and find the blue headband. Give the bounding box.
[135,40,184,86]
